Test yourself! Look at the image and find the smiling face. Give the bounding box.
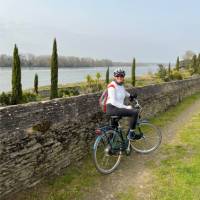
[114,75,125,84]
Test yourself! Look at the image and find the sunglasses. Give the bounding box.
[116,75,125,78]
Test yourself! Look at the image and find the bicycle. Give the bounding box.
[93,98,162,174]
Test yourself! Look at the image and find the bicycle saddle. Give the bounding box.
[110,116,121,119]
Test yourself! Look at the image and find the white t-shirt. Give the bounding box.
[106,81,130,109]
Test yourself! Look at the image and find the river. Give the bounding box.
[0,65,158,92]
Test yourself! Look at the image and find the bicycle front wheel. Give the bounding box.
[131,122,162,154]
[93,130,122,174]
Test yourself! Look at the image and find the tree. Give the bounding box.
[190,54,197,75]
[96,72,101,90]
[168,62,171,76]
[176,56,180,71]
[96,72,101,82]
[11,44,22,104]
[86,74,92,87]
[50,38,58,99]
[197,53,200,74]
[106,66,109,84]
[131,58,136,86]
[96,72,101,84]
[34,73,38,94]
[157,64,167,80]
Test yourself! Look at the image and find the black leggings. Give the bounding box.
[106,104,138,129]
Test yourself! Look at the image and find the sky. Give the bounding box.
[0,0,200,62]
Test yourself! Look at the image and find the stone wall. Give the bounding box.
[1,77,200,199]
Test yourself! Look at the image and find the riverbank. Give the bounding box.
[0,70,194,106]
[0,74,162,106]
[0,65,159,92]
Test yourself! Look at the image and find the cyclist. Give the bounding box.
[106,68,140,140]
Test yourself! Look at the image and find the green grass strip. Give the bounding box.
[151,105,200,199]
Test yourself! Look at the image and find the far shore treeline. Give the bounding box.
[0,54,156,68]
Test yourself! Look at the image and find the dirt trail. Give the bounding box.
[82,99,200,200]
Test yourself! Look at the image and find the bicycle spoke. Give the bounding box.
[105,156,110,167]
[101,154,108,166]
[93,130,122,174]
[144,136,159,140]
[131,122,162,153]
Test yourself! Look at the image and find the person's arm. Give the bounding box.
[108,87,130,109]
[125,90,130,97]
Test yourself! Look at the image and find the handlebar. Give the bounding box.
[132,98,142,110]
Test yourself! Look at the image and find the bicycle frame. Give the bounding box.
[95,98,148,151]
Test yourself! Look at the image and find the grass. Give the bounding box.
[14,92,200,200]
[116,187,136,200]
[151,113,200,200]
[24,71,192,99]
[34,74,161,92]
[14,154,102,200]
[115,92,200,200]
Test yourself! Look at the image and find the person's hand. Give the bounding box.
[129,92,137,101]
[127,105,132,109]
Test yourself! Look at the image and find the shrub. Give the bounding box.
[0,92,38,106]
[0,92,12,105]
[156,64,183,82]
[171,70,183,80]
[58,87,80,98]
[86,74,93,88]
[156,64,168,81]
[96,72,102,90]
[22,92,37,103]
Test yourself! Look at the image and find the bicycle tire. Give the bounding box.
[93,130,122,174]
[130,122,162,154]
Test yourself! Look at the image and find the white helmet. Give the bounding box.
[113,68,126,77]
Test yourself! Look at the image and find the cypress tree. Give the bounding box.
[106,66,109,84]
[34,73,38,94]
[197,53,200,74]
[50,38,58,99]
[168,62,171,76]
[176,56,180,71]
[11,44,22,104]
[131,58,136,86]
[190,55,197,75]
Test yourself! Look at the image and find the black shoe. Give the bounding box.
[127,130,142,140]
[134,133,143,140]
[127,130,136,140]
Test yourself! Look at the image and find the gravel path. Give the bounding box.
[82,99,200,200]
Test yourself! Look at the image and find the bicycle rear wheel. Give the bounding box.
[93,130,122,174]
[130,122,162,154]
